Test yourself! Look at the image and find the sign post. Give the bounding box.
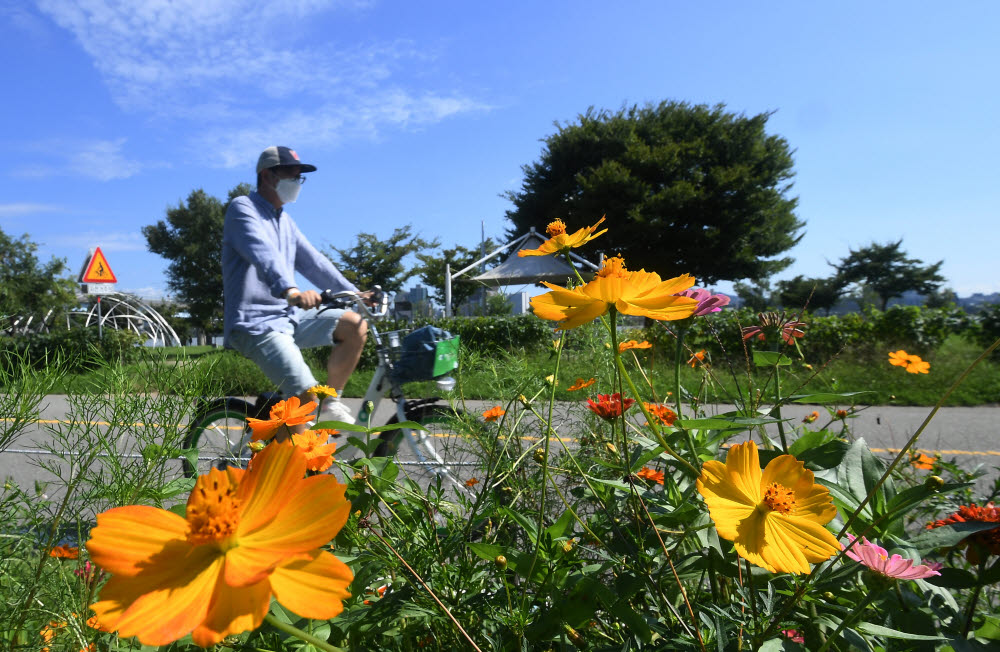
[79,247,118,339]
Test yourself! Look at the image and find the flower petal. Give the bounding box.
[725,442,763,503]
[240,475,351,552]
[191,577,271,647]
[86,506,189,577]
[93,549,223,646]
[270,550,354,620]
[765,514,840,571]
[237,441,307,533]
[697,460,758,540]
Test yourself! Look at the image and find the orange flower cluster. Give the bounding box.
[637,467,665,485]
[567,377,596,392]
[888,350,930,374]
[928,502,1000,563]
[247,397,317,441]
[643,402,677,426]
[586,393,635,421]
[290,429,338,473]
[618,339,652,353]
[910,452,936,470]
[687,349,706,367]
[49,544,79,559]
[482,406,506,422]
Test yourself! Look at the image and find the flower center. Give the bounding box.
[762,482,796,514]
[596,255,629,279]
[186,468,242,546]
[546,219,567,237]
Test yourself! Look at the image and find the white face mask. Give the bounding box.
[275,178,301,204]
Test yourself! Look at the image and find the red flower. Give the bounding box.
[927,502,1000,563]
[741,312,805,345]
[642,402,677,426]
[586,393,635,421]
[49,545,79,559]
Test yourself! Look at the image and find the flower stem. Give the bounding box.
[815,589,877,652]
[263,613,345,652]
[962,560,988,636]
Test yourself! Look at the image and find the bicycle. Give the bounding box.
[182,287,478,489]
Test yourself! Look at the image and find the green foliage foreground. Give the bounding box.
[2,309,1000,651]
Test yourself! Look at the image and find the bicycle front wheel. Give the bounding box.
[378,403,481,490]
[183,399,255,477]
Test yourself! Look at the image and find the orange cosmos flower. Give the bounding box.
[888,350,930,374]
[86,441,352,647]
[49,544,80,559]
[465,477,480,488]
[530,255,698,330]
[618,339,652,353]
[802,411,819,424]
[517,217,608,257]
[567,377,596,391]
[637,466,665,485]
[291,429,338,473]
[697,440,840,574]
[642,402,677,426]
[482,406,506,422]
[910,452,936,471]
[586,393,635,421]
[687,349,706,367]
[246,397,317,441]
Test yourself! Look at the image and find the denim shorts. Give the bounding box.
[229,308,345,397]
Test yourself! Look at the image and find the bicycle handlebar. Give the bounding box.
[320,286,389,320]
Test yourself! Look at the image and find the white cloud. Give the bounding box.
[49,230,146,252]
[32,0,487,168]
[16,138,142,180]
[0,203,62,218]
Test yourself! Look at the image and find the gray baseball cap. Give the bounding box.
[256,146,317,173]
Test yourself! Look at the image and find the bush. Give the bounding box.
[0,328,144,375]
[967,303,1000,358]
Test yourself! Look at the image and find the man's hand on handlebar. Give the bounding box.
[357,289,378,308]
[286,289,323,310]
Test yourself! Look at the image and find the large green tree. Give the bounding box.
[831,240,945,311]
[505,101,803,284]
[775,275,845,314]
[0,227,76,331]
[327,224,439,294]
[412,239,499,313]
[142,183,251,338]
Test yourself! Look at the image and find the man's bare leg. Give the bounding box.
[325,312,368,391]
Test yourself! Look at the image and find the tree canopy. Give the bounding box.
[831,240,945,311]
[327,224,439,295]
[0,227,76,330]
[142,183,251,336]
[775,275,845,314]
[505,101,803,285]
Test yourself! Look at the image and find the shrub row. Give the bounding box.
[0,328,145,375]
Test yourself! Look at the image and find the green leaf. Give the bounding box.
[788,391,875,404]
[855,621,945,641]
[609,599,652,643]
[313,419,370,432]
[837,438,883,508]
[367,420,427,434]
[789,429,837,456]
[910,522,1000,552]
[675,416,782,430]
[753,350,793,367]
[929,567,979,589]
[975,615,1000,641]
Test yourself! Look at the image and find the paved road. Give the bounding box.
[3,395,1000,497]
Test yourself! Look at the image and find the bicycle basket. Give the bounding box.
[390,325,460,383]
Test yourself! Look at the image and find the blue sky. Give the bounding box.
[2,1,997,300]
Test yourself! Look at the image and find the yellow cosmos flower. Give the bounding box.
[86,441,352,647]
[618,339,652,353]
[696,440,840,574]
[307,384,339,399]
[517,216,608,257]
[530,255,699,330]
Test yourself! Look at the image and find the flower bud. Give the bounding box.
[533,449,547,464]
[494,555,507,570]
[822,591,836,601]
[926,475,945,489]
[605,442,618,455]
[562,539,575,553]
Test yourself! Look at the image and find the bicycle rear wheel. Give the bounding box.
[377,403,481,490]
[183,398,255,477]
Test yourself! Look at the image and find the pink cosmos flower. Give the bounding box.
[675,288,731,316]
[782,629,805,644]
[843,535,942,580]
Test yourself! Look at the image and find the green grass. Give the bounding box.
[40,335,1000,406]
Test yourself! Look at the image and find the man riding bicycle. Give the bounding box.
[222,146,372,427]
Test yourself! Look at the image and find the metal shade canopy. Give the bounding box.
[444,229,599,316]
[466,235,584,286]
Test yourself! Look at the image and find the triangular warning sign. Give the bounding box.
[81,247,118,283]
